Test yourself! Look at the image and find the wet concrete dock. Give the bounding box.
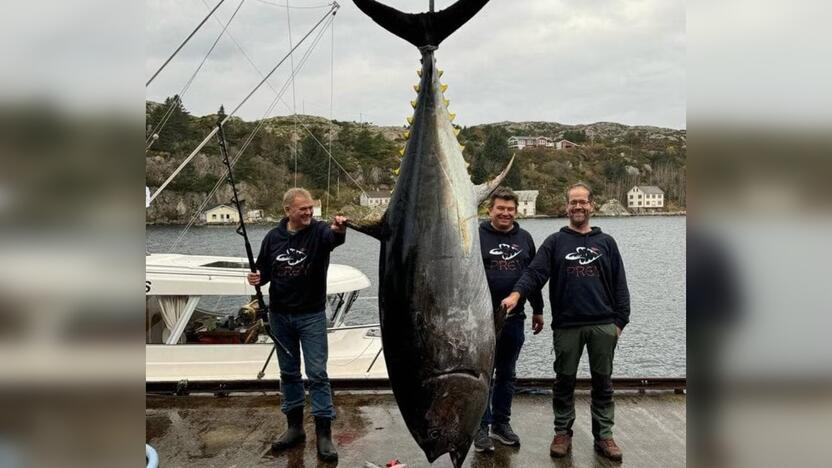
[146,391,685,467]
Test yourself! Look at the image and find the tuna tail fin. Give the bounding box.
[474,154,515,204]
[352,0,490,48]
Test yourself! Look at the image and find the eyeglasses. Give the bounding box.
[568,199,590,207]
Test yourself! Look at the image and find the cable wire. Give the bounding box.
[146,0,227,87]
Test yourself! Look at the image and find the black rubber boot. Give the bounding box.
[271,407,305,451]
[315,417,338,462]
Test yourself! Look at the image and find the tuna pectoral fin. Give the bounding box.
[474,154,515,204]
[493,304,508,339]
[352,0,490,48]
[346,219,385,241]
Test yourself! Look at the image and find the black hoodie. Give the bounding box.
[479,221,544,320]
[513,226,630,330]
[254,217,346,314]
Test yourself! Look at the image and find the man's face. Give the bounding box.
[488,198,516,231]
[566,187,593,226]
[285,196,314,227]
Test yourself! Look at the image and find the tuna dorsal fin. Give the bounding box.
[474,154,516,204]
[352,0,490,48]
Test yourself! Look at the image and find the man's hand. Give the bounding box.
[501,292,521,313]
[247,271,260,286]
[331,215,348,233]
[532,314,544,335]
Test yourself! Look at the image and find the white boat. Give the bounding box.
[145,253,387,382]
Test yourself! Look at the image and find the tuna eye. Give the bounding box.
[428,428,441,440]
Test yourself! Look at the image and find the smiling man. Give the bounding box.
[247,187,348,463]
[501,182,630,461]
[474,187,544,453]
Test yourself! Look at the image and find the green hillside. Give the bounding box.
[146,97,685,223]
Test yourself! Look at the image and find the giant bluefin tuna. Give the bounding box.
[350,1,513,466]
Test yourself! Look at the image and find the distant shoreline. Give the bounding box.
[146,212,686,226]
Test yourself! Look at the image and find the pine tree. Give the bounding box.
[148,95,193,152]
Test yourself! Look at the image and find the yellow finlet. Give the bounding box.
[442,98,450,107]
[403,130,410,139]
[413,84,420,93]
[440,83,448,93]
[393,167,400,175]
[399,146,405,156]
[438,69,444,78]
[459,145,465,152]
[454,127,461,136]
[417,69,422,77]
[410,100,417,109]
[449,112,456,122]
[406,116,413,125]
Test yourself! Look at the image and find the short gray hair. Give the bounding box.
[283,187,312,208]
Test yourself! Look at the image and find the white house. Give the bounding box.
[245,209,263,222]
[555,139,578,150]
[508,136,554,150]
[514,190,540,217]
[360,190,392,207]
[205,204,239,224]
[627,185,665,210]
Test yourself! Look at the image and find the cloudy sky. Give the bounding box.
[146,0,685,129]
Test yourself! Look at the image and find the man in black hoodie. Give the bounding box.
[247,187,347,463]
[502,182,630,461]
[474,187,545,453]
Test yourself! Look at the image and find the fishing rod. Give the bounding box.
[215,109,292,359]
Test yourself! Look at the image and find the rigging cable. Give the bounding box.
[146,0,247,150]
[191,1,361,203]
[169,13,336,251]
[215,3,367,199]
[286,0,299,186]
[325,15,334,218]
[146,0,227,87]
[147,3,339,206]
[254,0,332,8]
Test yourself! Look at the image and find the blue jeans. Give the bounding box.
[269,309,335,419]
[482,317,525,426]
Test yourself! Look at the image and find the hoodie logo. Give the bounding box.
[565,246,602,265]
[489,243,522,261]
[276,248,308,266]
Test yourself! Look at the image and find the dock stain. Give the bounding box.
[145,414,171,441]
[196,424,249,458]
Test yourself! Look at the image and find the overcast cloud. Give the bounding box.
[146,0,685,129]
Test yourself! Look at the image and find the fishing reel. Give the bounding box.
[236,298,263,326]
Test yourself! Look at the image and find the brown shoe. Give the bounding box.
[549,433,572,458]
[594,438,622,461]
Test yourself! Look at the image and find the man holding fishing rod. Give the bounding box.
[247,187,348,463]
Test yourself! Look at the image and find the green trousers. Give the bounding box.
[552,323,618,439]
